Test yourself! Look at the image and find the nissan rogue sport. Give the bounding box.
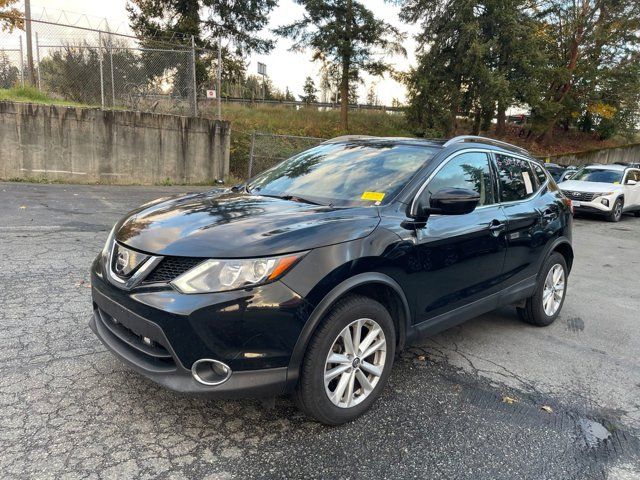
[90,135,574,425]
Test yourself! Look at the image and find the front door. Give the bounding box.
[409,151,508,325]
[623,169,640,209]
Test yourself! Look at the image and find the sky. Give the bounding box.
[25,0,420,104]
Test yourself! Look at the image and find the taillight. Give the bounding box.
[562,197,573,215]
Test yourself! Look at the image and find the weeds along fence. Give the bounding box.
[232,131,325,181]
[0,16,211,116]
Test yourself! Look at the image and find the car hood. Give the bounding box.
[557,180,622,193]
[115,190,381,258]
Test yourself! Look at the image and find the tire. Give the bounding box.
[607,198,623,222]
[293,294,396,425]
[517,252,568,327]
[634,210,640,218]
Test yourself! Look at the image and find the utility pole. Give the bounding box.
[24,0,36,86]
[217,37,222,120]
[191,35,198,117]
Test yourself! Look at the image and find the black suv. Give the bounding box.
[90,135,573,424]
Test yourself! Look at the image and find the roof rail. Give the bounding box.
[322,135,375,143]
[443,135,530,156]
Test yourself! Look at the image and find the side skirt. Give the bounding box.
[407,276,537,342]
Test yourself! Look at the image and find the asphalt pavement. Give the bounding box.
[1,182,639,479]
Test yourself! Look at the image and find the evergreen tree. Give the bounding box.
[128,0,276,54]
[275,0,405,130]
[401,0,542,137]
[128,0,277,97]
[366,84,379,106]
[300,76,318,103]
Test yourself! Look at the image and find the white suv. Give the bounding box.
[558,164,640,222]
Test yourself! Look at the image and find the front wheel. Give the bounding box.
[517,252,568,326]
[294,294,395,425]
[607,198,623,222]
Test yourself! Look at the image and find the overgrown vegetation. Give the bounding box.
[400,0,640,143]
[209,103,413,178]
[0,86,89,106]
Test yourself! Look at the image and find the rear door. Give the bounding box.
[497,154,560,290]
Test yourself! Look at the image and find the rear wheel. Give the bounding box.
[634,210,640,218]
[607,198,623,222]
[517,252,568,327]
[294,294,395,425]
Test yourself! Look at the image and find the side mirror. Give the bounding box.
[626,179,637,186]
[413,188,480,218]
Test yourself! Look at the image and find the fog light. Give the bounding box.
[601,198,609,207]
[191,359,232,386]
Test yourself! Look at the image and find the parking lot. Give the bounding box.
[1,182,639,479]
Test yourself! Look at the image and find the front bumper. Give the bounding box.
[572,201,612,214]
[89,257,311,396]
[568,194,618,214]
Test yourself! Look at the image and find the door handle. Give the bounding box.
[541,208,557,220]
[488,220,505,232]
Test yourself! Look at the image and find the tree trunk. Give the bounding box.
[472,108,482,135]
[539,0,590,142]
[340,58,349,131]
[496,102,506,136]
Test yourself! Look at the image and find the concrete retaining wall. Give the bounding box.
[0,101,230,184]
[546,143,640,166]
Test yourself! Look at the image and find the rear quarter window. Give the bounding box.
[495,154,538,202]
[533,163,549,187]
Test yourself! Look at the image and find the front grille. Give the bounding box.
[143,257,204,284]
[561,190,598,202]
[95,307,176,371]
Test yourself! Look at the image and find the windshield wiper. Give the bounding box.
[258,193,324,206]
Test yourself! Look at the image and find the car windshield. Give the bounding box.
[248,142,437,206]
[571,168,624,184]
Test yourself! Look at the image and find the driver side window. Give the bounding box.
[425,152,495,206]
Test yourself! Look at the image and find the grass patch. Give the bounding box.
[0,87,93,108]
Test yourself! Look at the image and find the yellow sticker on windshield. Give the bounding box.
[613,181,620,184]
[361,191,386,202]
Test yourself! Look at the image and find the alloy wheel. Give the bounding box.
[614,201,623,220]
[324,318,387,408]
[542,264,565,316]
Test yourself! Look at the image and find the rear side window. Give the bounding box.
[495,154,537,202]
[426,152,495,206]
[532,163,549,187]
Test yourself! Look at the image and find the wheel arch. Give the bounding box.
[550,238,574,273]
[284,272,411,391]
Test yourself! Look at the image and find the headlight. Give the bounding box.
[171,254,304,294]
[597,192,614,197]
[101,224,117,262]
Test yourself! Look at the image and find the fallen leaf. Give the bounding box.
[417,355,426,361]
[75,280,85,287]
[540,405,554,414]
[19,205,27,210]
[502,395,518,405]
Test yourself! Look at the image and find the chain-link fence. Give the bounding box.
[232,131,325,180]
[1,17,203,116]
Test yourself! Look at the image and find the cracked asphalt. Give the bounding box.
[1,182,639,479]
